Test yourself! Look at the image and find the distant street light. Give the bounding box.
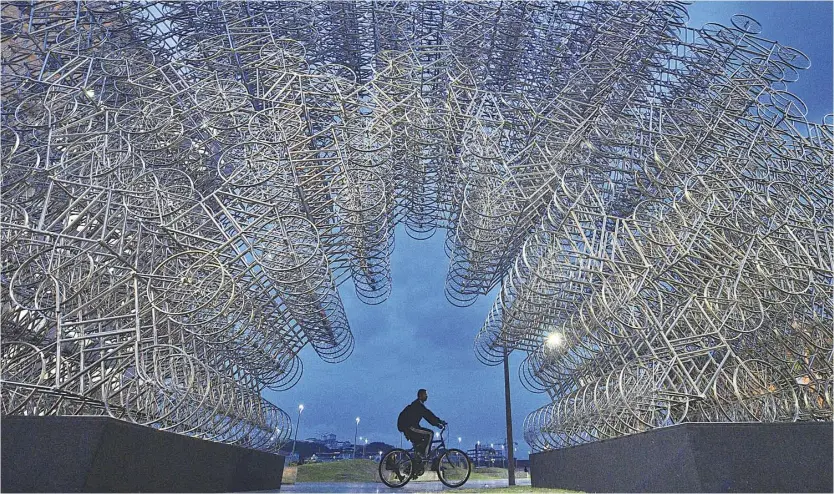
[290,404,304,463]
[364,438,368,458]
[458,437,462,447]
[354,417,360,459]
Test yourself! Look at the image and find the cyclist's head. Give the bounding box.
[417,389,427,402]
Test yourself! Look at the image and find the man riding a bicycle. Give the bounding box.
[397,388,447,460]
[382,391,471,489]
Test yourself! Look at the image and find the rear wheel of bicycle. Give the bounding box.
[379,448,413,488]
[437,448,472,488]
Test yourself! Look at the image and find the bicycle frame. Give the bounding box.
[417,426,449,464]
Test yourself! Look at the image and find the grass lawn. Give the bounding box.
[295,459,380,483]
[469,467,530,480]
[293,459,579,492]
[456,487,580,493]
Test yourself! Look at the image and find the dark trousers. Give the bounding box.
[406,426,433,456]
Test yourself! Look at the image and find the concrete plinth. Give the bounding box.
[530,422,832,493]
[1,416,284,492]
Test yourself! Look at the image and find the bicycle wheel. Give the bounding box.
[379,448,413,488]
[437,448,471,488]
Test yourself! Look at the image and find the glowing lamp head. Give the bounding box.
[545,331,564,350]
[299,404,304,412]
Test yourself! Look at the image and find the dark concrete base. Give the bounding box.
[530,422,833,493]
[1,416,284,492]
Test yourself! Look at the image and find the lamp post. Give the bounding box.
[502,344,517,486]
[364,438,368,458]
[476,441,480,467]
[354,417,360,459]
[290,404,304,464]
[458,437,462,448]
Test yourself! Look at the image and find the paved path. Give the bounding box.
[276,478,531,492]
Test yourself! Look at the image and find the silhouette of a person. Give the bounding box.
[398,389,446,459]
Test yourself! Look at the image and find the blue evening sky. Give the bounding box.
[264,2,833,458]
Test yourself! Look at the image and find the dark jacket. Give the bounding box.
[401,399,443,428]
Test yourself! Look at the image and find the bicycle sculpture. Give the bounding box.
[380,425,471,488]
[1,1,831,456]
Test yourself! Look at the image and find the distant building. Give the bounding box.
[307,433,340,449]
[467,446,506,468]
[322,434,338,448]
[309,451,343,463]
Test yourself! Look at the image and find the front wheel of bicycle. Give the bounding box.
[437,448,472,488]
[379,448,413,488]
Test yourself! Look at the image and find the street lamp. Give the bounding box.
[290,404,304,464]
[502,344,518,487]
[458,437,462,447]
[364,438,368,458]
[545,331,564,351]
[354,417,360,459]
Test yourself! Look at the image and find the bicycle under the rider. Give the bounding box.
[378,424,472,488]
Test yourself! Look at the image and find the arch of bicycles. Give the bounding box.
[1,1,831,461]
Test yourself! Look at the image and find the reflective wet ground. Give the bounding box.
[276,478,532,492]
